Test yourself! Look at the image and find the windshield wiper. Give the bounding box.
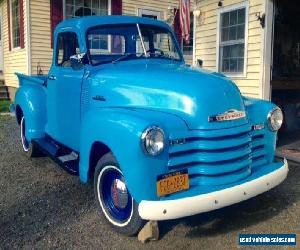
[136,23,148,57]
[112,53,143,64]
[156,54,178,61]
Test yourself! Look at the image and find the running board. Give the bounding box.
[32,137,79,175]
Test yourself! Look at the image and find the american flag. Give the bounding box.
[179,0,191,45]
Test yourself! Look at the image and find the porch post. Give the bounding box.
[261,0,275,100]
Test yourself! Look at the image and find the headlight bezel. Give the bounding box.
[141,126,165,156]
[267,107,283,132]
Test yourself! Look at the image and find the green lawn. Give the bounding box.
[0,100,11,113]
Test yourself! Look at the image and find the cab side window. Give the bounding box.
[56,32,80,67]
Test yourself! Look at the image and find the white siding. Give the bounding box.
[30,0,52,76]
[123,0,179,17]
[195,0,264,97]
[2,0,28,88]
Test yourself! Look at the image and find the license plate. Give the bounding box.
[156,170,189,197]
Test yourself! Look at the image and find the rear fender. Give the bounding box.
[14,76,47,141]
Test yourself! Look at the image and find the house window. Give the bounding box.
[218,5,247,75]
[11,0,20,48]
[65,0,109,19]
[183,12,193,56]
[88,33,112,52]
[138,9,161,20]
[137,9,161,50]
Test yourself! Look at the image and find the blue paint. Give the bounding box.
[100,168,132,222]
[14,16,285,207]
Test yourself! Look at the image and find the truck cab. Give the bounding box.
[13,16,288,236]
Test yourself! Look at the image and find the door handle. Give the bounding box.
[48,75,56,80]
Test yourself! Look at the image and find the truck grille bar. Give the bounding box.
[168,123,266,187]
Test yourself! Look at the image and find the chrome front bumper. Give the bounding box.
[138,159,288,221]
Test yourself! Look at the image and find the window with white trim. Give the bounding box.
[11,0,20,48]
[65,0,110,51]
[65,0,108,19]
[137,9,161,51]
[219,6,247,75]
[138,9,161,20]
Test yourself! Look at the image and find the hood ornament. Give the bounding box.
[208,109,246,122]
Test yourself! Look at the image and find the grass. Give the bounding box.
[0,100,11,113]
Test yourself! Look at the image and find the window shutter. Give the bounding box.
[50,0,63,48]
[173,8,182,48]
[19,0,25,48]
[111,0,122,15]
[7,0,11,51]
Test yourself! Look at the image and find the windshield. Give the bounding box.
[87,24,182,65]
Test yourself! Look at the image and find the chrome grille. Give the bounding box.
[168,124,266,187]
[250,129,267,168]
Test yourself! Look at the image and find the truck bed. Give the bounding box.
[15,73,48,86]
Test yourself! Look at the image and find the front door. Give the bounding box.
[0,9,3,72]
[46,32,84,151]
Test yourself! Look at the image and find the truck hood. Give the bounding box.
[89,60,248,130]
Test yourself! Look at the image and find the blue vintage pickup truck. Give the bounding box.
[12,16,288,236]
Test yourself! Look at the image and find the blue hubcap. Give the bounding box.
[100,167,132,223]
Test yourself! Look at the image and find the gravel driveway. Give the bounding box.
[0,115,299,249]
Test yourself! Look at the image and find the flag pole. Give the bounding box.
[193,13,196,66]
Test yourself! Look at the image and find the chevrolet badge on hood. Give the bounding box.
[208,109,246,122]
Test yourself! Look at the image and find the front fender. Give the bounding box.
[14,80,47,141]
[243,96,278,162]
[79,108,187,202]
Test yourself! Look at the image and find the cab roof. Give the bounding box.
[55,15,171,34]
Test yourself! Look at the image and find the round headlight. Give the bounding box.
[141,126,165,156]
[268,108,283,131]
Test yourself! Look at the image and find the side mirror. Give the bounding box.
[70,53,86,70]
[197,59,203,68]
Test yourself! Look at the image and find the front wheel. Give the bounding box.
[20,116,41,157]
[94,152,145,236]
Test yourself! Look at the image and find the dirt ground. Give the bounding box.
[0,115,299,249]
